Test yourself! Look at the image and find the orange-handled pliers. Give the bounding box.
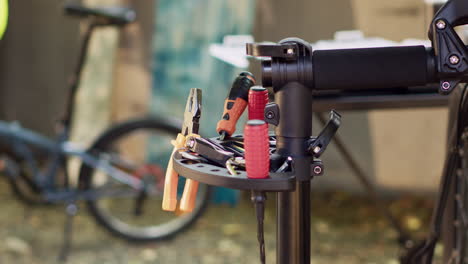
[162,88,202,212]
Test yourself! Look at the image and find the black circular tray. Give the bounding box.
[172,136,296,192]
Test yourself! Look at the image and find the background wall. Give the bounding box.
[0,0,79,136]
[354,0,447,193]
[253,0,355,43]
[110,0,155,122]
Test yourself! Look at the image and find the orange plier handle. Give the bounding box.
[162,133,201,212]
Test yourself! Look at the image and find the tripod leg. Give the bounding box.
[58,202,78,262]
[315,113,412,247]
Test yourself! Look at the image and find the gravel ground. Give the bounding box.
[0,178,437,264]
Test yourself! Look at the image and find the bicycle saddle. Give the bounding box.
[64,2,136,26]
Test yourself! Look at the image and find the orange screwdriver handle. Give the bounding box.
[162,133,186,211]
[216,72,255,138]
[179,179,199,213]
[216,98,248,136]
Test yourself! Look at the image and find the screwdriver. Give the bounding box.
[216,72,256,141]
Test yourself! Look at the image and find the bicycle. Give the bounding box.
[169,0,468,263]
[0,2,210,258]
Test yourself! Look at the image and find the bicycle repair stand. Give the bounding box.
[174,39,331,263]
[173,0,468,262]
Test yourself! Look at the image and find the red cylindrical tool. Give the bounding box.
[248,86,268,120]
[244,120,269,179]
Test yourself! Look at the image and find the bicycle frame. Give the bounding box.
[0,120,144,202]
[0,18,142,202]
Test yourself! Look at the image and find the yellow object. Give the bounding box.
[0,0,8,40]
[162,133,187,211]
[179,179,199,213]
[162,133,201,212]
[178,134,201,213]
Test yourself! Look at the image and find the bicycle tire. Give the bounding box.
[442,84,468,263]
[79,117,211,242]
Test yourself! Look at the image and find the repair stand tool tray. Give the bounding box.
[172,135,296,192]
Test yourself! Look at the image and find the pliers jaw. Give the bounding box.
[182,88,202,136]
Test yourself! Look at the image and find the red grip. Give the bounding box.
[244,120,269,179]
[248,87,268,120]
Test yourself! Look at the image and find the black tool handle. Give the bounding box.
[313,46,436,90]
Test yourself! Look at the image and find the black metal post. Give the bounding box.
[274,81,313,264]
[62,22,97,129]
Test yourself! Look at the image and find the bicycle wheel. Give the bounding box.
[79,117,211,242]
[442,84,468,263]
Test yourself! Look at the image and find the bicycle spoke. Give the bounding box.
[456,194,468,228]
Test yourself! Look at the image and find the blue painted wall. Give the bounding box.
[151,0,256,205]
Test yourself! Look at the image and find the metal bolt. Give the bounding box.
[436,20,446,29]
[187,138,196,148]
[266,111,275,119]
[313,166,322,175]
[286,48,294,55]
[450,55,460,65]
[442,81,451,90]
[313,146,321,154]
